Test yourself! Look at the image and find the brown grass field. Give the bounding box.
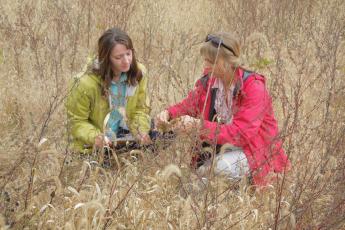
[0,0,344,229]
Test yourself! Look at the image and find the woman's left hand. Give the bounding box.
[137,133,152,145]
[174,115,201,133]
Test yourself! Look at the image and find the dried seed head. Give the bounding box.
[161,164,182,180]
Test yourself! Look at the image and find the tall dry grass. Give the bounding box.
[0,0,344,229]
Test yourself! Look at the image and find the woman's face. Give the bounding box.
[203,57,227,79]
[110,43,133,74]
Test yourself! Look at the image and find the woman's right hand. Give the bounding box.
[155,110,170,128]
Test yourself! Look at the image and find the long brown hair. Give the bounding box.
[91,27,142,96]
[200,31,241,68]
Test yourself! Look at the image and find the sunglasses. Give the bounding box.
[205,34,236,56]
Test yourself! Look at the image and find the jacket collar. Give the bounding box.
[203,67,245,97]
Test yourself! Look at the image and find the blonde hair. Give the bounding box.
[200,31,241,68]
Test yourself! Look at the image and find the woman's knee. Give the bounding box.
[215,150,249,178]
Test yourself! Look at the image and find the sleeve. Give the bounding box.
[201,80,268,146]
[167,80,204,119]
[66,78,101,145]
[127,70,151,136]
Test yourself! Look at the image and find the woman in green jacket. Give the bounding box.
[66,27,151,152]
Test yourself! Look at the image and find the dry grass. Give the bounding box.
[0,0,345,229]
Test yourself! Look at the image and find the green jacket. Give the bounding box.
[66,64,151,152]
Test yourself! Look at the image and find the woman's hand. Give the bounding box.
[173,115,201,133]
[94,134,112,148]
[136,133,152,145]
[155,110,170,128]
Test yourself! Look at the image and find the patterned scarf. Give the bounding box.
[212,78,235,124]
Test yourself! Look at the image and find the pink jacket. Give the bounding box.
[167,67,290,185]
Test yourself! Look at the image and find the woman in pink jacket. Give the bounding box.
[156,32,290,185]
